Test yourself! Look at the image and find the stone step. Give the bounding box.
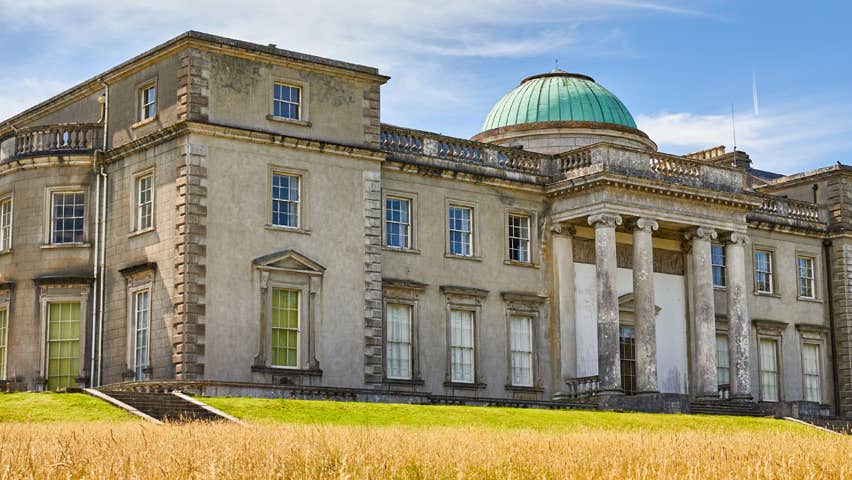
[689,401,763,417]
[98,390,226,422]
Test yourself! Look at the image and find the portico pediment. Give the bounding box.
[253,249,326,275]
[618,293,661,315]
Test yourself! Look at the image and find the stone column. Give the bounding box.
[725,232,753,401]
[629,218,659,394]
[688,227,719,399]
[588,213,623,394]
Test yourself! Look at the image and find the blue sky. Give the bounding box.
[0,0,850,173]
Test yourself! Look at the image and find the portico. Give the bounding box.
[547,145,761,401]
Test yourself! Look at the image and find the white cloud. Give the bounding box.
[0,0,708,121]
[636,99,852,174]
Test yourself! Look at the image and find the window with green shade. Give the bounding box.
[271,289,299,368]
[46,302,80,391]
[0,308,7,381]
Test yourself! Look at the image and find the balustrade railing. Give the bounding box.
[750,193,826,224]
[649,152,702,180]
[380,125,546,176]
[0,123,102,162]
[563,375,599,399]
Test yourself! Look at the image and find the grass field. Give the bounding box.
[0,392,133,422]
[0,393,849,479]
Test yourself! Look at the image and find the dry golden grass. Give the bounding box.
[0,421,849,479]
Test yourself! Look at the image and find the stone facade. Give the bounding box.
[0,31,850,419]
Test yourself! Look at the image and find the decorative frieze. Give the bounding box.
[572,239,684,275]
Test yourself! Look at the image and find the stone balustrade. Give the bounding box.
[0,123,102,163]
[558,143,746,193]
[380,124,547,176]
[748,193,829,228]
[563,375,599,399]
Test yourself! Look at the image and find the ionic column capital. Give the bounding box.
[685,226,718,242]
[550,222,576,236]
[722,232,750,246]
[627,217,659,234]
[587,213,623,229]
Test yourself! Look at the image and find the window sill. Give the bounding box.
[797,296,823,303]
[0,249,11,256]
[265,224,312,235]
[41,243,91,250]
[251,365,323,376]
[383,246,421,255]
[713,286,727,291]
[503,259,539,269]
[443,381,486,390]
[128,227,156,239]
[504,384,544,393]
[383,378,425,386]
[131,115,158,130]
[266,114,311,127]
[753,291,781,298]
[444,253,482,262]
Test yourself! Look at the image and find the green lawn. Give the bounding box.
[0,392,133,422]
[203,397,813,434]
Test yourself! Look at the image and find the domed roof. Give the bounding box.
[480,70,637,132]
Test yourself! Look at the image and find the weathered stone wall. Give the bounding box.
[100,139,181,384]
[0,160,96,389]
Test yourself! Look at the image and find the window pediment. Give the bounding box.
[253,249,325,275]
[618,293,661,315]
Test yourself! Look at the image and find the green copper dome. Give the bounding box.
[481,70,637,132]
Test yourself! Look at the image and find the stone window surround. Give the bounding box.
[796,324,829,404]
[382,278,427,385]
[0,191,12,254]
[444,198,480,261]
[35,280,92,389]
[267,76,311,127]
[795,250,820,302]
[265,164,311,235]
[753,319,787,402]
[121,265,155,380]
[381,189,419,254]
[751,244,778,297]
[42,185,90,248]
[441,285,488,389]
[133,76,158,128]
[503,208,539,268]
[501,291,546,392]
[129,167,156,236]
[252,251,324,378]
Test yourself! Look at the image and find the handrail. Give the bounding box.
[380,124,547,176]
[0,123,102,162]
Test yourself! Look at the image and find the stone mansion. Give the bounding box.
[0,32,850,418]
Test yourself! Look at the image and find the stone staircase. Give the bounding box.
[689,400,764,416]
[802,418,852,434]
[98,390,226,422]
